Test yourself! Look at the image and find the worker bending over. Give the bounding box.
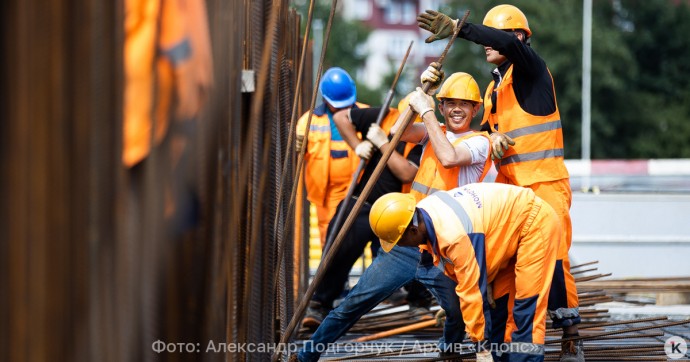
[371,183,560,362]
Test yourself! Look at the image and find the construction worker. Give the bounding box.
[370,183,561,362]
[392,72,492,201]
[301,95,424,329]
[296,67,370,248]
[292,72,491,362]
[418,5,583,361]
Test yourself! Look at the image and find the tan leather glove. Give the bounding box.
[417,10,458,43]
[408,87,435,118]
[420,62,445,93]
[296,134,305,153]
[489,132,515,160]
[366,124,389,149]
[434,308,447,327]
[355,140,374,160]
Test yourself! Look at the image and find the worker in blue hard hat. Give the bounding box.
[296,67,370,248]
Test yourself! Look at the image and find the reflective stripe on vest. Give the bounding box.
[410,182,444,196]
[504,120,562,139]
[501,148,564,166]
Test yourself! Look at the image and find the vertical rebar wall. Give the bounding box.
[0,0,310,361]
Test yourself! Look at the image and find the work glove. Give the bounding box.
[475,350,493,362]
[408,87,435,118]
[420,62,445,94]
[296,134,305,153]
[489,132,515,161]
[434,309,446,327]
[366,124,389,149]
[355,140,375,160]
[417,10,458,43]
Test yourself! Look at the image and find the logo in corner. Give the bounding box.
[665,336,687,359]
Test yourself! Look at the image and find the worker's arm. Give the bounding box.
[459,22,545,77]
[332,108,363,150]
[366,124,419,183]
[333,108,374,160]
[420,111,474,168]
[390,103,428,144]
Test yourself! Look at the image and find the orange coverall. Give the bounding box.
[417,183,559,361]
[296,102,369,247]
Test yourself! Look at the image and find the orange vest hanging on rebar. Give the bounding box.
[482,65,568,186]
[123,0,212,167]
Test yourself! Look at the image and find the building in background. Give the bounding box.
[341,0,447,91]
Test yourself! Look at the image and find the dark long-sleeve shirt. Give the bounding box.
[459,23,557,132]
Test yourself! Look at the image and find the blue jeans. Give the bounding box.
[298,246,464,362]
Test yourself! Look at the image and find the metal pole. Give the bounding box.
[582,0,592,190]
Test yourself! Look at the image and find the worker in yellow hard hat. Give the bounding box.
[391,71,492,202]
[418,5,583,361]
[370,183,561,362]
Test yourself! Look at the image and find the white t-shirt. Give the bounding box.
[421,130,490,186]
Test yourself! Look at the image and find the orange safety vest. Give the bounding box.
[482,65,569,186]
[409,128,491,202]
[296,102,369,207]
[418,183,543,342]
[123,0,212,167]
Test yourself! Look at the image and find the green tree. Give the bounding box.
[292,0,388,105]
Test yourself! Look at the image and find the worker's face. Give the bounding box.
[396,229,424,248]
[484,31,525,65]
[438,98,479,133]
[396,215,426,248]
[484,45,507,65]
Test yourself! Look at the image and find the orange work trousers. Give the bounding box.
[490,199,558,356]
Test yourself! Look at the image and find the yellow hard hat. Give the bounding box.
[369,192,417,252]
[483,4,532,37]
[435,72,482,103]
[397,92,423,123]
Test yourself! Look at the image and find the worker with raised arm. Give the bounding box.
[418,5,583,361]
[370,183,561,362]
[296,67,370,248]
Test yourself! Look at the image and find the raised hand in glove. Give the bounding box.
[296,134,305,153]
[476,350,493,362]
[434,309,446,327]
[489,132,516,161]
[355,140,375,160]
[417,10,458,43]
[408,87,435,118]
[366,124,389,149]
[420,62,444,94]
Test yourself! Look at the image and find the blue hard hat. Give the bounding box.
[320,67,357,108]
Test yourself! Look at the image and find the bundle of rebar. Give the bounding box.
[294,261,690,361]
